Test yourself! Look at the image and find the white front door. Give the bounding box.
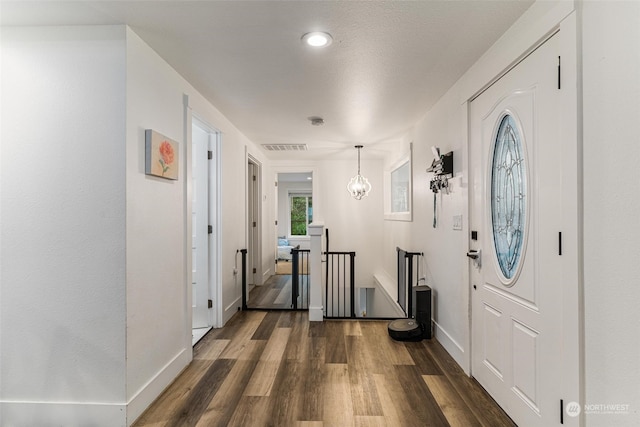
[192,122,211,329]
[469,33,566,426]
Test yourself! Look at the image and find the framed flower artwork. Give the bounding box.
[145,129,179,180]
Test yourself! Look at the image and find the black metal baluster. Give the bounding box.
[350,252,355,318]
[241,249,247,310]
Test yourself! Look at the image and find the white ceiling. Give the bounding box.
[1,0,534,160]
[278,172,313,183]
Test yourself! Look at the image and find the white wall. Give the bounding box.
[316,158,384,287]
[124,28,191,422]
[380,0,576,370]
[582,1,640,425]
[0,24,270,426]
[382,105,469,362]
[124,28,270,422]
[1,26,128,425]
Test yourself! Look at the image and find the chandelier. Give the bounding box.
[346,145,371,200]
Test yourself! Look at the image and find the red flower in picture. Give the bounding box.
[158,141,175,176]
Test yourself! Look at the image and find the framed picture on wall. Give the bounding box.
[145,129,179,180]
[384,143,413,221]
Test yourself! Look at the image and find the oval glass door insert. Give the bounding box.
[491,114,527,281]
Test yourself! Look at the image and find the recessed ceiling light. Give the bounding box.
[302,32,333,48]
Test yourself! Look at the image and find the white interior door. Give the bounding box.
[469,33,565,426]
[192,123,210,329]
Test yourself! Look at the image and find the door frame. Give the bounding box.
[464,11,582,425]
[185,105,223,337]
[272,164,320,263]
[247,153,263,291]
[193,115,222,328]
[191,117,211,330]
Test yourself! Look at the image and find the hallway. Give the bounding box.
[134,310,515,426]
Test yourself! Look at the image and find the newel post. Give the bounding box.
[308,222,324,321]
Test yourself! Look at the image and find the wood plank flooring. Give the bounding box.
[247,275,294,309]
[248,274,309,310]
[275,259,308,276]
[133,311,516,427]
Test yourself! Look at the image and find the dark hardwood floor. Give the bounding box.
[247,274,294,309]
[248,273,309,310]
[133,310,516,427]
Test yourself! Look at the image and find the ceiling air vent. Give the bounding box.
[262,144,308,152]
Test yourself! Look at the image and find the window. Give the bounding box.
[290,193,313,236]
[491,114,527,282]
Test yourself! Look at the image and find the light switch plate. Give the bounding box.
[453,215,463,230]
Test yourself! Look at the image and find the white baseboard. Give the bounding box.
[433,320,467,373]
[127,348,191,425]
[224,296,242,325]
[1,350,192,427]
[373,271,397,299]
[0,400,126,426]
[373,273,406,318]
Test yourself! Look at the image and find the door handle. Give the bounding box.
[467,249,481,267]
[466,250,479,259]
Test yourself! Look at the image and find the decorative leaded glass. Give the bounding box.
[491,114,526,280]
